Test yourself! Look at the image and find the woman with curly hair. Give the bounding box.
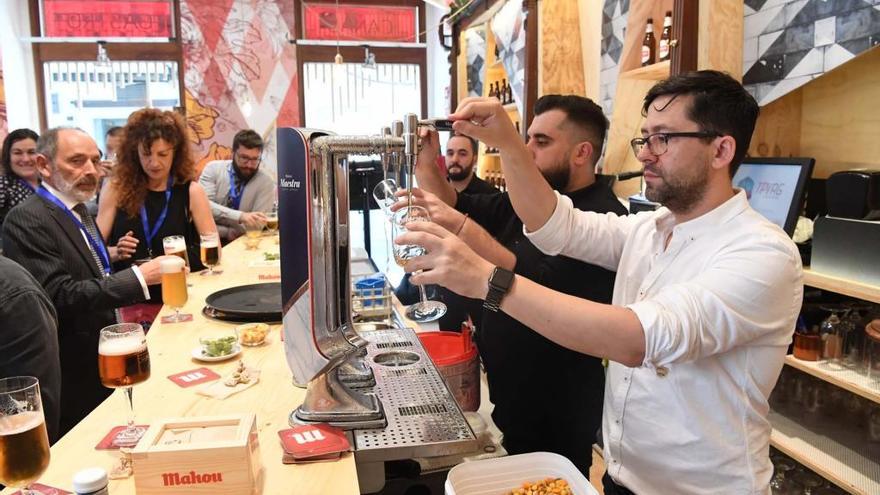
[1,128,40,227]
[97,108,217,302]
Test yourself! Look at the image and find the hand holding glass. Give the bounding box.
[161,256,189,322]
[392,206,447,323]
[99,323,151,447]
[200,232,221,275]
[0,377,50,494]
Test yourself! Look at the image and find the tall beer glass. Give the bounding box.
[391,206,447,323]
[199,232,221,276]
[161,257,188,322]
[162,235,189,267]
[265,210,279,236]
[0,377,50,494]
[99,324,150,447]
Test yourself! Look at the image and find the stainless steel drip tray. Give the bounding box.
[352,326,477,462]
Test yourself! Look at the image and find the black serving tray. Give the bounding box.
[203,283,282,322]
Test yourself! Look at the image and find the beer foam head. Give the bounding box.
[99,335,147,356]
[202,239,219,248]
[160,256,185,273]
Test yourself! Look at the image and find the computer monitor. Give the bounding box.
[732,157,815,237]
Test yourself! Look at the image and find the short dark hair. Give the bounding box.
[534,95,608,165]
[1,128,40,177]
[105,126,123,138]
[643,70,759,177]
[449,133,478,156]
[232,129,264,152]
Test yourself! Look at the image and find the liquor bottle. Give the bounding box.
[488,82,497,99]
[658,11,672,62]
[501,79,509,104]
[641,18,656,67]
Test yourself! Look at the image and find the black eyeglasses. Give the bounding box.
[630,131,720,157]
[235,152,262,165]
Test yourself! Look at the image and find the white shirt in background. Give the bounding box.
[525,189,802,494]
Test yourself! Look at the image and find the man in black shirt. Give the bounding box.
[445,134,498,195]
[403,95,627,477]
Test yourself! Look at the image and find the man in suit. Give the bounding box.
[199,129,275,242]
[3,127,171,436]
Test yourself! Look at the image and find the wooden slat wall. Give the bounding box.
[579,0,603,101]
[697,0,743,78]
[539,0,585,96]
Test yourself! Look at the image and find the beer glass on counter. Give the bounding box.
[391,206,447,323]
[0,377,50,494]
[161,256,189,322]
[266,209,279,236]
[162,235,189,267]
[200,232,221,275]
[244,221,264,250]
[99,323,151,447]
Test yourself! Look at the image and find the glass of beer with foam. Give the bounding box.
[98,323,151,447]
[0,376,50,494]
[161,256,188,322]
[200,232,221,276]
[162,235,189,267]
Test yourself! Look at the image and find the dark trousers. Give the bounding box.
[602,472,637,495]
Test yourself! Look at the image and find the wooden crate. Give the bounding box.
[130,413,262,494]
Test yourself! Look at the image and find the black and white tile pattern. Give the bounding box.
[744,0,880,105]
[600,0,630,115]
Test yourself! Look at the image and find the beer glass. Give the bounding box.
[162,235,189,267]
[99,324,150,447]
[244,222,264,250]
[0,377,50,494]
[199,232,221,276]
[373,179,399,217]
[161,256,189,322]
[265,210,279,235]
[391,206,447,323]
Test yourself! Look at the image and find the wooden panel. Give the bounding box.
[749,88,803,159]
[618,0,674,73]
[604,76,658,198]
[539,0,585,96]
[456,30,469,106]
[578,0,603,101]
[697,0,743,78]
[800,46,880,178]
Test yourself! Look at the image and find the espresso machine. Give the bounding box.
[276,114,477,490]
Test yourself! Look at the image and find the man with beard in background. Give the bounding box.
[401,95,627,477]
[445,134,499,195]
[3,127,171,436]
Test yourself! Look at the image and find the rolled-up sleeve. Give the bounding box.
[628,234,803,369]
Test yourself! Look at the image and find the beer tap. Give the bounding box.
[390,120,404,188]
[380,126,392,182]
[403,113,419,207]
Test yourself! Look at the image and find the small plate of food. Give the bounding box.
[193,335,242,362]
[237,323,270,347]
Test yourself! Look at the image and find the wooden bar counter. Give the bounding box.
[1,235,360,494]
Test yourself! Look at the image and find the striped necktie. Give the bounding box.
[72,203,107,276]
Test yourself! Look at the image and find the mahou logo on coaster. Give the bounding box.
[278,423,350,459]
[167,367,220,388]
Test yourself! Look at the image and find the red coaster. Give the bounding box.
[95,425,150,450]
[11,484,72,495]
[160,313,193,324]
[168,367,220,388]
[278,423,350,460]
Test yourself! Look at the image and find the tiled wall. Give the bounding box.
[599,0,629,115]
[743,0,880,105]
[465,26,486,97]
[181,0,299,176]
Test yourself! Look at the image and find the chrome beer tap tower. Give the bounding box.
[276,114,476,476]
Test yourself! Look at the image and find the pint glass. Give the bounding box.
[0,377,50,494]
[161,256,188,321]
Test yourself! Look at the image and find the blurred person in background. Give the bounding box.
[1,129,40,229]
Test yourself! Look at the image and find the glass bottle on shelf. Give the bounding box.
[865,319,880,380]
[488,82,497,99]
[818,305,844,364]
[793,315,821,361]
[641,18,656,66]
[658,11,672,62]
[500,79,509,104]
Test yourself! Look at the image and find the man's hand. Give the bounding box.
[239,211,267,229]
[449,97,520,149]
[417,127,441,168]
[137,255,183,285]
[394,221,494,300]
[391,188,464,233]
[114,230,138,260]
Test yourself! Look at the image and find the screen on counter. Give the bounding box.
[732,157,814,237]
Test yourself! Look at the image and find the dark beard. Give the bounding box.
[542,165,570,192]
[447,166,473,182]
[232,161,255,182]
[644,166,708,213]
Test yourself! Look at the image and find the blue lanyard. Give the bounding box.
[227,164,242,210]
[139,176,174,257]
[18,178,35,192]
[36,186,111,275]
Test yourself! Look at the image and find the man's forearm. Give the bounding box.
[499,142,558,232]
[414,156,457,206]
[459,216,515,270]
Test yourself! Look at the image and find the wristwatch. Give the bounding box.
[483,266,515,312]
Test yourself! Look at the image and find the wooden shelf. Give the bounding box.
[803,268,880,304]
[785,355,880,405]
[620,60,670,80]
[769,410,880,495]
[502,102,518,112]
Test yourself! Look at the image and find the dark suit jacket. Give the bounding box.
[2,194,146,436]
[0,256,61,443]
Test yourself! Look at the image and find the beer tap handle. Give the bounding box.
[418,119,454,132]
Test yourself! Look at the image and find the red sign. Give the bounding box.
[42,0,173,38]
[302,3,417,43]
[167,367,221,388]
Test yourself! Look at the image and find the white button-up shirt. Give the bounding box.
[525,190,802,494]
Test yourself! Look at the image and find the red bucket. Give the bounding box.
[418,330,480,411]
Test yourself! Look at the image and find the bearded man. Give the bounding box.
[444,134,498,195]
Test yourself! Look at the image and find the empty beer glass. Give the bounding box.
[200,232,221,276]
[392,206,447,323]
[161,256,188,322]
[99,323,151,447]
[373,179,399,216]
[0,377,50,494]
[162,235,189,267]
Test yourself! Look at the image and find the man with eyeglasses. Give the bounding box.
[396,71,803,494]
[199,129,274,242]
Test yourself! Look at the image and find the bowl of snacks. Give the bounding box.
[237,323,270,347]
[194,333,242,362]
[445,452,594,495]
